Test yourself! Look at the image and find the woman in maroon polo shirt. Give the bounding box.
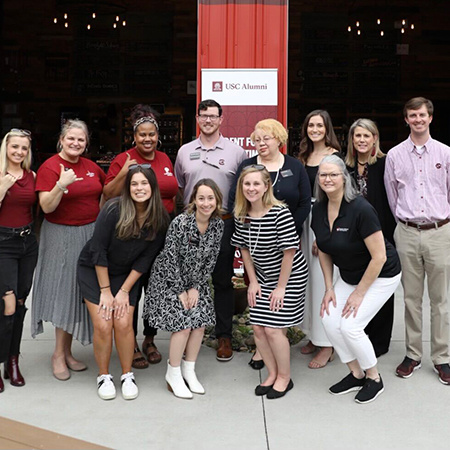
[31,119,105,381]
[103,104,178,369]
[0,129,38,393]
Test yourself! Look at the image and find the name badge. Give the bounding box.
[190,152,201,160]
[281,169,293,177]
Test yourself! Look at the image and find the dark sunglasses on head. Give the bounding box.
[10,128,32,139]
[129,163,151,170]
[245,164,265,171]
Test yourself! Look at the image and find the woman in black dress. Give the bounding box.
[345,118,396,356]
[77,165,168,400]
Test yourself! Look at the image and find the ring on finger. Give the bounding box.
[102,305,106,310]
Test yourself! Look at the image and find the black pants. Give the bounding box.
[212,218,236,339]
[132,270,157,339]
[365,293,394,357]
[0,232,38,362]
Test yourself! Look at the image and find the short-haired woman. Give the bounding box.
[311,155,401,403]
[78,165,169,400]
[144,179,224,399]
[0,129,38,392]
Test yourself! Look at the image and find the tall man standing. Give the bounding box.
[385,97,450,385]
[175,99,246,361]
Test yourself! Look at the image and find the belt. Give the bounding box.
[0,223,33,237]
[399,218,450,231]
[221,213,233,221]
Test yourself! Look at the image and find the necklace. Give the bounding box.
[258,153,283,186]
[357,160,368,166]
[248,218,261,256]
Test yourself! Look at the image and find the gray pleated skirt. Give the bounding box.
[31,219,95,346]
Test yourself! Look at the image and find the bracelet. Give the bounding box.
[325,287,334,293]
[120,287,130,294]
[100,285,110,290]
[56,181,68,194]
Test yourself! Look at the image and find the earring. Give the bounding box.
[132,140,136,147]
[157,139,162,150]
[371,144,376,157]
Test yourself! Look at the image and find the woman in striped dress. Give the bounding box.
[231,166,308,399]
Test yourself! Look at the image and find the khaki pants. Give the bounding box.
[394,222,450,364]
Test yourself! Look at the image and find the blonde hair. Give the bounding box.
[0,130,32,176]
[234,166,284,222]
[250,119,288,147]
[186,178,224,219]
[345,118,385,168]
[58,119,90,152]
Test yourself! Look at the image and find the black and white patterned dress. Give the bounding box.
[231,205,308,328]
[143,213,224,332]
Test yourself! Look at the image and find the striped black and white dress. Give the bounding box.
[231,205,308,328]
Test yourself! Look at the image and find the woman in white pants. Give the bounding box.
[311,155,401,404]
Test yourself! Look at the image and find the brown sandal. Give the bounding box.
[132,347,149,369]
[143,341,162,364]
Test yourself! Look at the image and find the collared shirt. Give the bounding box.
[384,136,450,223]
[174,135,246,210]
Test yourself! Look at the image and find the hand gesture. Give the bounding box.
[0,173,18,191]
[247,281,262,308]
[320,288,337,317]
[98,290,115,321]
[178,291,189,310]
[269,286,285,312]
[121,153,138,173]
[114,289,130,319]
[187,288,199,309]
[59,164,83,188]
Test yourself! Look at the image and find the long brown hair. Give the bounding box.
[298,110,341,164]
[113,166,169,240]
[186,178,224,219]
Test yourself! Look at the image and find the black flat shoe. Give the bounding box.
[249,356,265,370]
[255,384,273,396]
[266,379,294,399]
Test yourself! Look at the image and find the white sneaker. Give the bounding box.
[97,374,116,400]
[121,372,139,400]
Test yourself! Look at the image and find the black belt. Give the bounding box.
[0,223,33,237]
[399,218,450,231]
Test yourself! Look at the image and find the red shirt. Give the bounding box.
[36,154,105,226]
[0,170,36,227]
[105,148,178,213]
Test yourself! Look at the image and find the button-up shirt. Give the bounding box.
[175,135,246,210]
[384,136,450,223]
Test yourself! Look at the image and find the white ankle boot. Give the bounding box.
[181,360,205,394]
[165,360,193,399]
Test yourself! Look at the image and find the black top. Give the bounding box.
[305,165,319,195]
[347,157,396,244]
[228,154,311,235]
[78,200,165,276]
[311,195,401,285]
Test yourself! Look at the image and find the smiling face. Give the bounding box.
[352,126,377,157]
[307,115,326,144]
[252,128,280,160]
[130,172,152,204]
[134,122,158,159]
[197,106,223,138]
[242,171,268,205]
[405,105,433,137]
[194,185,217,220]
[59,128,87,162]
[7,136,30,168]
[318,162,344,197]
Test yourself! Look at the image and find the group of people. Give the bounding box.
[0,96,449,405]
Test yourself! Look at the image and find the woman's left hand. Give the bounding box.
[269,287,285,312]
[342,290,364,318]
[187,288,199,309]
[114,289,130,319]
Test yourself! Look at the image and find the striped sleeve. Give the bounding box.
[275,206,299,251]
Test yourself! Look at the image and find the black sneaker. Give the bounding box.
[329,372,366,395]
[355,376,384,404]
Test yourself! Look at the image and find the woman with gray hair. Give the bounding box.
[32,119,105,381]
[346,118,397,356]
[311,155,401,403]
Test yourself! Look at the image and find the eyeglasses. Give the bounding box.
[129,163,151,170]
[318,172,342,180]
[253,136,275,145]
[10,128,32,139]
[197,114,221,122]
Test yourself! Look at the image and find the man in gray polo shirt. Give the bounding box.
[175,99,246,361]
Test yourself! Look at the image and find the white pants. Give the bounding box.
[322,273,401,370]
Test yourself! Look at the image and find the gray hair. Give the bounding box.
[314,154,358,202]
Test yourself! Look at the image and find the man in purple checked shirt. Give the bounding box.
[384,97,450,385]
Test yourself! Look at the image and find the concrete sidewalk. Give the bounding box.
[1,285,449,450]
